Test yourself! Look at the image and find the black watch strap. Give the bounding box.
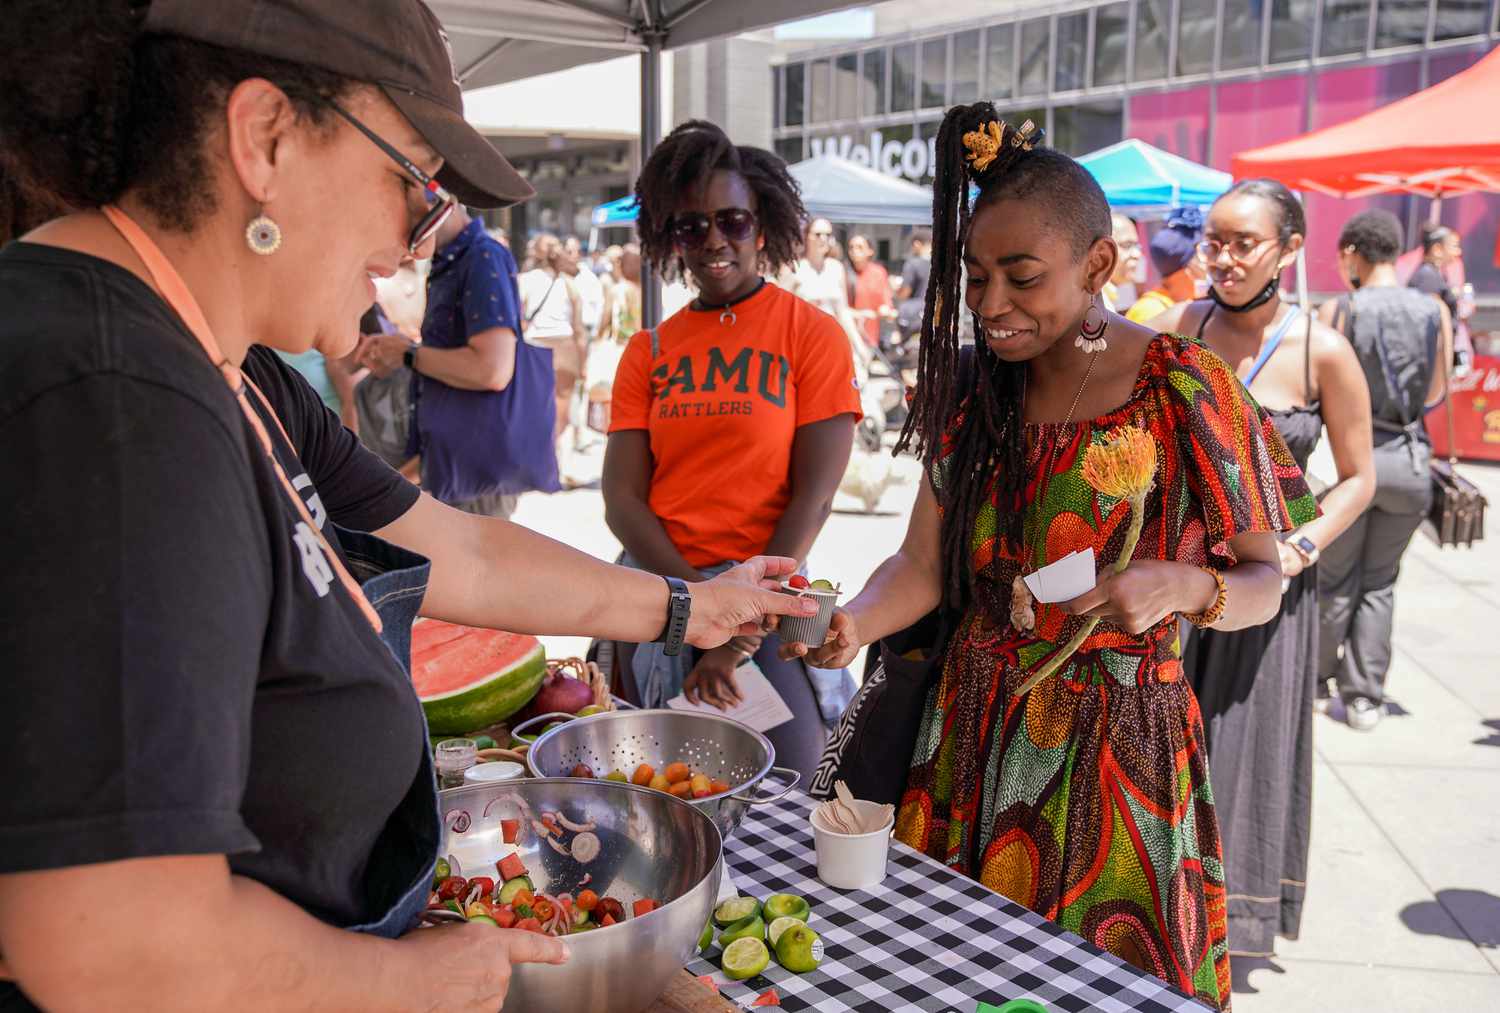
[659,576,692,657]
[403,344,418,371]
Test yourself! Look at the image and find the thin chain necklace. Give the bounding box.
[1062,351,1099,427]
[1026,350,1100,569]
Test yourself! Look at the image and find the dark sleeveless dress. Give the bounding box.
[1182,306,1323,959]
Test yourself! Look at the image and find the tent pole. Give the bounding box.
[639,32,664,330]
[1427,189,1444,226]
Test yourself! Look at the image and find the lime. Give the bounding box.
[576,704,606,717]
[808,578,835,591]
[762,893,810,923]
[721,937,771,981]
[471,735,498,751]
[697,919,715,953]
[767,915,802,947]
[718,913,766,945]
[604,770,628,782]
[774,922,824,974]
[714,896,762,926]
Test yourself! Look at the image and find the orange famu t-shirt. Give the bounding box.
[609,283,861,568]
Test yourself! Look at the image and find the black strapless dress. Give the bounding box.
[1183,312,1324,960]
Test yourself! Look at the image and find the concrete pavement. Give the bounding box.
[512,440,1500,1011]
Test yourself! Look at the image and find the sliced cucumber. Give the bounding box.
[498,875,534,904]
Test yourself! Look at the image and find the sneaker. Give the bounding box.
[1346,696,1383,731]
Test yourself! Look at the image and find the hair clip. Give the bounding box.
[1012,120,1040,151]
[963,120,1005,173]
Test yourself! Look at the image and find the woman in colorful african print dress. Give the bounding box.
[785,103,1313,1010]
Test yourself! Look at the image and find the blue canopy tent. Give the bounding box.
[589,154,934,240]
[1079,139,1232,218]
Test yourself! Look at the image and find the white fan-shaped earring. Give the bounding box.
[245,214,283,255]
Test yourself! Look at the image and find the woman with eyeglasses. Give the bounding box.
[0,5,817,1010]
[1149,179,1375,964]
[602,120,861,777]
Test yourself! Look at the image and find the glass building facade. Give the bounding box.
[772,0,1500,293]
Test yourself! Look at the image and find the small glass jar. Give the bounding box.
[434,738,477,789]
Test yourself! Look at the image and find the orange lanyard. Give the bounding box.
[101,204,382,634]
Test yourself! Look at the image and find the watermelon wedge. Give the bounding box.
[411,620,546,734]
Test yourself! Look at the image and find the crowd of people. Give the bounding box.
[0,2,1476,1010]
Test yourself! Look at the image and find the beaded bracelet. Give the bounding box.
[1184,566,1228,629]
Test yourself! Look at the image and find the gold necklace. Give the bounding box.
[1062,350,1099,427]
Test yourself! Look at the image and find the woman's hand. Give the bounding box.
[779,608,861,669]
[686,556,817,648]
[1276,541,1306,581]
[683,645,743,709]
[396,921,569,1012]
[1061,560,1216,634]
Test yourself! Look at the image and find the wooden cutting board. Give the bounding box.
[646,970,738,1012]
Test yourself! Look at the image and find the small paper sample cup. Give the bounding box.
[810,799,894,890]
[777,586,840,647]
[464,760,524,783]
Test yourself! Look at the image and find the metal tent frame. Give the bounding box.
[432,1,868,326]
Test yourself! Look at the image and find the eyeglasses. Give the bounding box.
[670,208,758,248]
[1197,235,1277,264]
[1116,239,1141,253]
[811,230,834,239]
[328,102,457,256]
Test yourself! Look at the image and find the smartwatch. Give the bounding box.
[402,344,418,372]
[1290,535,1320,566]
[658,576,692,657]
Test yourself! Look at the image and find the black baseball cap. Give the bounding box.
[143,0,533,208]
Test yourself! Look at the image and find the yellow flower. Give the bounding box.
[963,121,1005,172]
[1082,425,1158,500]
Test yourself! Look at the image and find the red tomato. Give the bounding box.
[436,876,468,900]
[467,876,495,899]
[495,906,517,929]
[501,819,520,844]
[632,898,657,918]
[576,889,599,912]
[600,913,616,927]
[531,898,555,922]
[497,853,528,883]
[787,575,810,589]
[516,917,543,933]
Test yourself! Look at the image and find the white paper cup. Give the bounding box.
[811,800,894,890]
[777,586,840,647]
[464,761,524,783]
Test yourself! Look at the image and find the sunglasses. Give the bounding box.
[329,102,457,256]
[670,208,758,248]
[1196,235,1277,264]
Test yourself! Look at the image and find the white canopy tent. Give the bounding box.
[432,0,868,324]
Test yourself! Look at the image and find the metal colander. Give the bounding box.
[526,709,800,842]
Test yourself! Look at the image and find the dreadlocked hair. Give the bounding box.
[896,101,1111,611]
[634,119,806,283]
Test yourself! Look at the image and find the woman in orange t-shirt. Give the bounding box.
[847,233,895,348]
[604,120,861,776]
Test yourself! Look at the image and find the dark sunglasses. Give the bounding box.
[328,102,457,256]
[670,208,758,247]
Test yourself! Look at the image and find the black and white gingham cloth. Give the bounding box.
[686,791,1208,1012]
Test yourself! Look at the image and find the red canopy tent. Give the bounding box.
[1231,45,1500,201]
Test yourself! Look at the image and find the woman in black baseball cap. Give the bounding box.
[0,2,814,1009]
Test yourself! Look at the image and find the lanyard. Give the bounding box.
[100,204,382,633]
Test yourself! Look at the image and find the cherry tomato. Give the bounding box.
[576,889,599,912]
[495,906,517,928]
[436,876,468,901]
[531,898,555,922]
[467,876,495,899]
[663,762,691,784]
[516,917,542,933]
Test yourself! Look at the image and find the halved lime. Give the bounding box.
[774,922,824,974]
[714,896,761,926]
[762,893,811,923]
[767,915,802,947]
[721,937,771,981]
[718,913,766,945]
[808,578,835,591]
[697,919,715,953]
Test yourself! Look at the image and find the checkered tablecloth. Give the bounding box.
[686,790,1207,1013]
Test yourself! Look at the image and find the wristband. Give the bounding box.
[658,576,692,657]
[402,344,418,372]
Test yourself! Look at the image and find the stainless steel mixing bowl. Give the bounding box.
[525,708,801,843]
[438,778,721,1013]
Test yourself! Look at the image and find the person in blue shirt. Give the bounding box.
[363,207,560,517]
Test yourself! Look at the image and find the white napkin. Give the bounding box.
[1022,547,1097,604]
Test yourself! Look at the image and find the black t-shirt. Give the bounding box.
[1408,261,1459,320]
[0,244,427,998]
[900,255,931,305]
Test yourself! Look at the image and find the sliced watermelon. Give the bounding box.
[411,620,547,734]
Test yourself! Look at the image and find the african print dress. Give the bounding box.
[894,334,1315,1011]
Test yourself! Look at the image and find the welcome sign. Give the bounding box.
[808,130,939,183]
